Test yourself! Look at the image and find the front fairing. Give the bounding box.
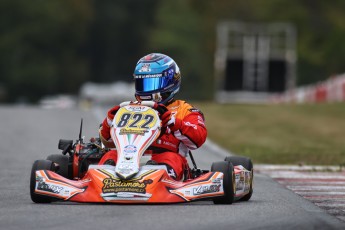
[110,103,161,179]
[33,165,226,203]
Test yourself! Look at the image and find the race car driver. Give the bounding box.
[98,53,207,180]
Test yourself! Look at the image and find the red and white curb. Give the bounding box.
[256,164,345,222]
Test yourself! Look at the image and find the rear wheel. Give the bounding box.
[30,160,56,203]
[225,156,253,201]
[211,161,235,204]
[46,154,70,178]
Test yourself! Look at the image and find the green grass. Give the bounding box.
[194,102,345,165]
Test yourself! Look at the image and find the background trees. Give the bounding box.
[1,0,344,102]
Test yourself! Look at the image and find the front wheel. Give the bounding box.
[30,160,56,203]
[211,161,235,204]
[225,156,253,201]
[46,154,70,178]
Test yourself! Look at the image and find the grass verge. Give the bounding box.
[194,102,345,165]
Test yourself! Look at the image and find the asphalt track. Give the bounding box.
[0,106,344,230]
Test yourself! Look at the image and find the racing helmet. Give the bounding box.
[134,53,181,105]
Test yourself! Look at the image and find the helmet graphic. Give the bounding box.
[134,53,181,105]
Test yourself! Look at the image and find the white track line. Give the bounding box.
[287,185,345,191]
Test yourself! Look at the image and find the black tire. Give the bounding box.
[30,160,56,203]
[224,156,252,169]
[211,161,235,204]
[46,154,69,178]
[225,156,253,201]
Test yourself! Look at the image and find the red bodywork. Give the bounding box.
[34,166,225,203]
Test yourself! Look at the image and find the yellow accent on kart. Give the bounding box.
[115,106,159,135]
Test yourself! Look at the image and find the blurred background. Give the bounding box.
[1,0,345,105]
[1,0,345,165]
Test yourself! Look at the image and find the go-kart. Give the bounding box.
[30,101,253,204]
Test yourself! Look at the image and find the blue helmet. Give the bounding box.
[134,53,181,105]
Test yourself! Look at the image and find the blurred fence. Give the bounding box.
[270,73,345,103]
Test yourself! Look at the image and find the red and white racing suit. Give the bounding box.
[98,100,207,180]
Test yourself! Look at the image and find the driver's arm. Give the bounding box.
[169,110,207,150]
[99,105,120,148]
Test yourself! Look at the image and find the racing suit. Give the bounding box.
[98,100,207,180]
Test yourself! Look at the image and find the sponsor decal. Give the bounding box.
[197,115,205,126]
[240,172,245,181]
[174,73,181,81]
[119,128,146,135]
[153,93,162,102]
[188,108,205,120]
[235,172,246,191]
[162,141,176,148]
[184,121,197,130]
[127,106,147,112]
[139,63,151,72]
[138,95,152,100]
[124,145,137,154]
[189,108,200,113]
[122,145,137,163]
[134,74,162,78]
[36,176,63,194]
[117,163,136,175]
[118,163,135,170]
[169,105,180,110]
[193,184,221,195]
[244,171,252,192]
[212,178,222,183]
[102,178,153,194]
[163,68,175,77]
[236,181,244,191]
[102,192,152,201]
[142,53,163,62]
[118,169,132,175]
[120,158,134,164]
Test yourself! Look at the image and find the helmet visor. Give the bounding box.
[135,75,173,93]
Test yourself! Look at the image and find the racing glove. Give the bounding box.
[100,105,120,140]
[154,103,182,131]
